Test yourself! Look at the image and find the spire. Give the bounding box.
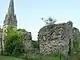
[3,0,17,27]
[8,0,14,16]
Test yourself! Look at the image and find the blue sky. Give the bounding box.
[0,0,80,40]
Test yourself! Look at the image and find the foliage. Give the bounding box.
[17,29,29,41]
[32,40,39,49]
[41,17,56,25]
[4,25,24,56]
[68,27,80,60]
[73,39,80,54]
[72,27,80,55]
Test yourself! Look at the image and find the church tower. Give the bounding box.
[3,0,17,30]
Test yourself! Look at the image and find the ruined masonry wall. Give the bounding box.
[38,21,73,55]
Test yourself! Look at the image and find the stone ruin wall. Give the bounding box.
[38,21,73,55]
[23,32,32,53]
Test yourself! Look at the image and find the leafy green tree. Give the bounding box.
[4,25,24,56]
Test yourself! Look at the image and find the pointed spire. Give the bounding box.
[8,0,14,16]
[3,0,17,28]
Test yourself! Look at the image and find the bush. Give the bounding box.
[32,40,39,49]
[4,25,24,56]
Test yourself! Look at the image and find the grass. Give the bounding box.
[68,55,80,60]
[0,55,61,60]
[0,56,23,60]
[0,54,79,60]
[24,54,61,60]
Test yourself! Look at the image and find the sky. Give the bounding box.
[0,0,80,40]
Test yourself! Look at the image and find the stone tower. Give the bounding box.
[3,0,17,31]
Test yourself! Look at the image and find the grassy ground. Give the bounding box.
[0,56,23,60]
[0,55,61,60]
[24,55,61,60]
[68,55,80,60]
[0,55,79,60]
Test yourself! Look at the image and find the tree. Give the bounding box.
[4,25,24,56]
[41,17,56,25]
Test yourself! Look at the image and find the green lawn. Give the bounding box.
[24,55,61,60]
[0,56,23,60]
[0,55,79,60]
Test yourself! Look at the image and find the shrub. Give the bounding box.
[4,25,24,56]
